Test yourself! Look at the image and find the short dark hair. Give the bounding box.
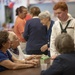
[55,33,74,54]
[0,31,9,49]
[16,6,27,15]
[53,2,68,11]
[30,7,41,16]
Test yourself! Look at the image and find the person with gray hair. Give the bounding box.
[41,33,75,75]
[23,7,48,55]
[0,31,39,72]
[8,31,25,60]
[8,31,41,63]
[39,11,54,56]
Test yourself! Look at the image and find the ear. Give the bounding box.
[2,43,6,48]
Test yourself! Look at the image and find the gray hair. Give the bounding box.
[55,33,74,54]
[8,31,17,41]
[38,11,51,20]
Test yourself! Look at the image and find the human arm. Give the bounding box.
[12,55,38,67]
[17,20,25,39]
[40,44,48,52]
[23,20,30,41]
[41,57,63,75]
[50,23,60,59]
[74,20,75,48]
[0,52,34,70]
[0,59,34,70]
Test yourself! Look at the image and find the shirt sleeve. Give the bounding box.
[0,50,12,62]
[17,21,25,34]
[74,19,75,46]
[23,20,30,41]
[0,52,8,62]
[50,23,60,57]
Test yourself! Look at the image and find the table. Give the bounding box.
[0,67,41,75]
[0,58,50,75]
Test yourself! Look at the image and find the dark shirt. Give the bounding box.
[23,18,48,55]
[0,50,12,72]
[9,48,19,55]
[41,52,75,75]
[47,20,54,56]
[47,20,54,48]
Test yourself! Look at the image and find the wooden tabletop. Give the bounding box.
[0,58,50,75]
[0,67,41,75]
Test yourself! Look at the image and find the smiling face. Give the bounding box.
[8,32,20,49]
[10,35,20,49]
[20,8,27,19]
[54,8,68,21]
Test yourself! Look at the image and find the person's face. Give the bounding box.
[3,38,11,50]
[11,36,20,49]
[54,8,68,21]
[21,9,27,19]
[40,18,49,26]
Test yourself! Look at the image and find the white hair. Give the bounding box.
[8,31,17,41]
[39,11,51,19]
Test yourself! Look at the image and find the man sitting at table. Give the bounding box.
[0,31,39,72]
[41,33,75,75]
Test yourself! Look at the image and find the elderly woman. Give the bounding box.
[0,31,38,72]
[8,31,41,60]
[41,33,75,75]
[39,11,54,56]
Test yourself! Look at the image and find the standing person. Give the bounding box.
[23,7,48,55]
[50,2,75,59]
[39,11,54,56]
[25,13,32,21]
[14,6,27,53]
[41,33,75,75]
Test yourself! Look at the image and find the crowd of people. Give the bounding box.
[0,1,75,75]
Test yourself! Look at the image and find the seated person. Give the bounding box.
[41,33,75,75]
[8,31,41,60]
[0,31,39,72]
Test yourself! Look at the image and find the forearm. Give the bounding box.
[12,63,34,70]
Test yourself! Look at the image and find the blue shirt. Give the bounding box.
[47,20,54,48]
[0,50,12,72]
[23,18,48,55]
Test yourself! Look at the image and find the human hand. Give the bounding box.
[51,55,57,60]
[40,44,48,52]
[25,55,42,60]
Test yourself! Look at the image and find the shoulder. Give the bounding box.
[26,18,41,25]
[55,53,75,61]
[0,51,8,62]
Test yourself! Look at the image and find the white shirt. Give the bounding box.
[50,15,75,57]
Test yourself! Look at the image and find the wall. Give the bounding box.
[29,2,75,20]
[0,0,28,29]
[0,0,75,30]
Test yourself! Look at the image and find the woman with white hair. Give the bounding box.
[0,31,39,72]
[39,11,54,56]
[8,31,25,60]
[8,31,41,60]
